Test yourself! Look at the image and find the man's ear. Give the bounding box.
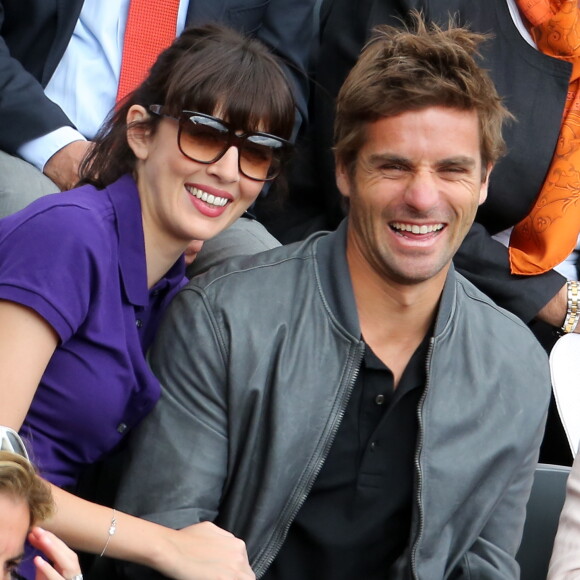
[479,162,494,206]
[126,105,151,161]
[336,162,352,199]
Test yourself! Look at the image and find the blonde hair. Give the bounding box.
[0,450,54,525]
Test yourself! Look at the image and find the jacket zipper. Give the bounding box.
[410,336,435,579]
[254,342,365,577]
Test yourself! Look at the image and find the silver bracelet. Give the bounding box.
[561,280,580,334]
[99,508,117,557]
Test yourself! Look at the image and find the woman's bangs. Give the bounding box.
[168,51,293,138]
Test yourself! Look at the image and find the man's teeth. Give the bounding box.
[186,186,229,207]
[391,223,444,234]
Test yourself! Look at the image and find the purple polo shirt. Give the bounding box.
[0,174,185,489]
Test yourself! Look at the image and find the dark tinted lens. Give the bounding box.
[177,112,287,181]
[241,135,285,180]
[179,115,230,162]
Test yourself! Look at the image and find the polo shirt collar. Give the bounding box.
[106,174,149,307]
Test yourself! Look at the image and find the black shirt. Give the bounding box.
[262,337,429,580]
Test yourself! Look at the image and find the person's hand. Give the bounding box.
[28,527,82,580]
[43,141,93,191]
[184,240,205,266]
[156,521,255,580]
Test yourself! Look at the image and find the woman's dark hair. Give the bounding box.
[80,23,295,188]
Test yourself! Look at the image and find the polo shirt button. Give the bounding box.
[375,394,385,405]
[135,319,143,328]
[117,423,128,434]
[370,441,377,452]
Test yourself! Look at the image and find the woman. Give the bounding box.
[0,23,294,580]
[0,428,81,580]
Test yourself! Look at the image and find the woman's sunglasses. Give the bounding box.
[0,426,29,460]
[1,426,30,579]
[149,105,291,182]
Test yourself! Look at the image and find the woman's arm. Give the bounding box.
[0,300,253,579]
[0,300,58,429]
[48,486,254,580]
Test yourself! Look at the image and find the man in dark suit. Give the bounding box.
[0,0,314,215]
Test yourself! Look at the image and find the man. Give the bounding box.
[116,16,550,579]
[262,0,579,464]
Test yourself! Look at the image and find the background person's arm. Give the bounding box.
[29,527,81,580]
[453,224,569,325]
[0,9,74,153]
[548,453,580,577]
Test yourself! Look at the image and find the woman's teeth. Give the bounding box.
[186,186,229,207]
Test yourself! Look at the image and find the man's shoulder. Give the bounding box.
[455,271,525,322]
[453,271,549,361]
[186,232,324,294]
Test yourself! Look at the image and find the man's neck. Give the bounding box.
[347,245,447,386]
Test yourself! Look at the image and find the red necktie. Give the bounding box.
[509,0,580,275]
[116,0,180,103]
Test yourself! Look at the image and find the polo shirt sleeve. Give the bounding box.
[0,204,111,343]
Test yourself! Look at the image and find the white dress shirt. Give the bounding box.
[18,0,188,171]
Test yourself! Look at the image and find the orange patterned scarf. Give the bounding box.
[510,0,580,275]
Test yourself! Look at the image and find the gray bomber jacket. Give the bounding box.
[118,221,551,579]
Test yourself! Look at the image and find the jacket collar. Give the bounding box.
[314,220,362,339]
[314,218,457,340]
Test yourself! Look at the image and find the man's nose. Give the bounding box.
[403,170,440,212]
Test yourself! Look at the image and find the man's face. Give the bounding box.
[337,106,490,286]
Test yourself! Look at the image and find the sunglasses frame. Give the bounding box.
[0,425,29,460]
[1,426,32,578]
[148,105,291,182]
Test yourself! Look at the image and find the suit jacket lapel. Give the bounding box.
[185,0,227,24]
[43,0,85,84]
[367,0,424,35]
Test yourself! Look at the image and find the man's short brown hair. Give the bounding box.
[334,12,512,178]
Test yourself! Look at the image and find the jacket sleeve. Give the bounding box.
[547,454,580,578]
[114,286,231,578]
[459,438,542,578]
[0,5,73,153]
[453,223,567,324]
[455,374,549,580]
[116,285,230,526]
